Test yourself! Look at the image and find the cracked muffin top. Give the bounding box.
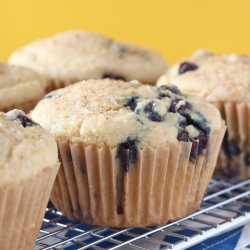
[0,110,58,186]
[0,62,47,112]
[156,50,250,102]
[8,30,168,87]
[31,79,221,151]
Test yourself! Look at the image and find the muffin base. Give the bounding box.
[214,102,250,178]
[0,164,59,250]
[50,126,225,228]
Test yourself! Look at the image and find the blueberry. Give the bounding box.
[179,62,198,75]
[117,204,124,215]
[184,112,211,136]
[222,135,241,158]
[170,100,192,113]
[102,73,127,81]
[244,152,250,166]
[44,93,62,99]
[189,139,199,162]
[198,135,209,154]
[17,114,35,127]
[178,131,189,142]
[116,137,137,215]
[124,96,139,111]
[158,84,182,96]
[144,101,164,122]
[170,99,180,113]
[116,138,137,172]
[177,101,192,113]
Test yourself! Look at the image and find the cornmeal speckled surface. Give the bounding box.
[31,79,221,149]
[0,109,58,186]
[0,62,47,112]
[156,50,250,102]
[8,30,168,88]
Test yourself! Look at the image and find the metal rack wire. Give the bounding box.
[35,176,250,250]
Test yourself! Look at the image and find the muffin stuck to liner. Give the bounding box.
[0,110,59,250]
[8,30,168,92]
[0,62,47,113]
[157,50,250,178]
[31,79,225,227]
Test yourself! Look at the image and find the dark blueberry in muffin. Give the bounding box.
[179,62,198,75]
[179,117,188,128]
[170,100,192,113]
[124,96,139,111]
[178,131,189,142]
[222,136,241,158]
[44,93,62,99]
[185,112,211,136]
[17,114,35,127]
[103,73,127,81]
[144,101,164,122]
[176,101,192,113]
[158,84,182,96]
[244,152,250,166]
[189,139,199,162]
[170,99,180,113]
[116,138,137,172]
[198,135,209,154]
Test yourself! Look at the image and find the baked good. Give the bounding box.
[8,30,168,92]
[0,62,47,113]
[31,79,225,227]
[157,50,250,178]
[0,109,59,250]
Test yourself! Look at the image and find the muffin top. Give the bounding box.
[0,109,58,186]
[31,79,221,149]
[0,62,47,111]
[8,30,168,86]
[156,50,250,102]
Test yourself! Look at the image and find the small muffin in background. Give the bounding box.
[8,30,168,92]
[0,109,59,250]
[31,79,225,227]
[156,50,250,178]
[0,62,47,113]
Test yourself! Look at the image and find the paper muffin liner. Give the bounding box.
[213,102,250,178]
[46,79,73,92]
[2,98,43,114]
[0,164,59,250]
[50,126,225,228]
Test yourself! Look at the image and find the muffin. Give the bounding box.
[31,79,225,227]
[0,109,59,250]
[0,62,47,113]
[8,30,168,92]
[157,50,250,178]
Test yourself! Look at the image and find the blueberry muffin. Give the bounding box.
[0,110,59,250]
[8,30,168,92]
[31,79,225,227]
[157,50,250,178]
[0,62,47,113]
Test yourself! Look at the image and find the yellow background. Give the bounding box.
[1,0,250,65]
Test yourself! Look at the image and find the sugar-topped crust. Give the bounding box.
[31,79,221,149]
[8,30,168,87]
[0,62,47,112]
[0,110,58,186]
[156,50,250,102]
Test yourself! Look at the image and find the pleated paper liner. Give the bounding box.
[1,98,43,114]
[50,125,226,228]
[214,102,250,178]
[0,164,59,250]
[46,79,76,92]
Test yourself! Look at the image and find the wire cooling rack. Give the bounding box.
[35,177,250,250]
